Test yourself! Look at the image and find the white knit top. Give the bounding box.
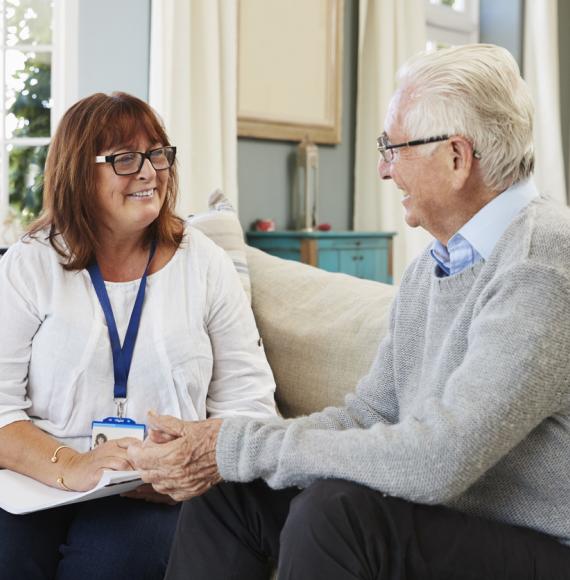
[0,225,277,452]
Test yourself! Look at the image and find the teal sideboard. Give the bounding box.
[246,231,396,284]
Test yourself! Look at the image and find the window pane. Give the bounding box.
[5,0,53,47]
[8,144,47,222]
[5,50,51,138]
[429,0,466,11]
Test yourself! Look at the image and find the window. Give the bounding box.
[1,0,53,237]
[426,0,479,50]
[0,0,77,244]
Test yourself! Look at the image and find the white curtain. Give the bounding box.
[149,0,238,215]
[523,0,567,204]
[353,0,429,282]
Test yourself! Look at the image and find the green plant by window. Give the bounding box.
[4,0,53,225]
[8,54,50,222]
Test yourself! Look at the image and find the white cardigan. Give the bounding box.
[0,225,277,452]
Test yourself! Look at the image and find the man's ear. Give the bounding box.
[449,136,474,187]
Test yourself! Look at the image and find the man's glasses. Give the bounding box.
[95,146,177,176]
[376,132,449,163]
[376,132,482,163]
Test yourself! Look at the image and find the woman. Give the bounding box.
[0,92,277,579]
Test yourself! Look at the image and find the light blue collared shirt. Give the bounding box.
[430,179,540,276]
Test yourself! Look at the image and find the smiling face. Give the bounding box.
[378,90,460,241]
[95,134,169,240]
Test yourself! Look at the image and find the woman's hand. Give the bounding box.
[127,413,223,502]
[59,437,139,492]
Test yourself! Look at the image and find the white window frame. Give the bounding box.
[0,0,78,242]
[426,0,480,47]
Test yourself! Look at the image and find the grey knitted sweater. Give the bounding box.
[217,196,570,544]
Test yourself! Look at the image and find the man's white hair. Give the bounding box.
[396,44,534,192]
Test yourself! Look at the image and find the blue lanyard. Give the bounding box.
[87,241,157,406]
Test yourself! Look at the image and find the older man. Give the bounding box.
[129,44,570,579]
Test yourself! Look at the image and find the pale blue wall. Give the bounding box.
[480,0,523,66]
[77,0,150,100]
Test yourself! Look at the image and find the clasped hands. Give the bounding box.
[125,412,223,502]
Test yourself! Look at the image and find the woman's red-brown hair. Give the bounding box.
[28,91,184,270]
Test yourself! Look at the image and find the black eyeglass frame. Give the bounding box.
[376,132,481,162]
[376,133,449,162]
[95,146,177,176]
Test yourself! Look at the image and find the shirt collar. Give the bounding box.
[457,178,539,260]
[429,178,539,276]
[431,234,481,276]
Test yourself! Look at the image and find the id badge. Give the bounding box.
[91,416,146,449]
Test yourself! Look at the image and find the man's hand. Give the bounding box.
[126,413,223,502]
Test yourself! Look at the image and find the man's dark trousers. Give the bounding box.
[165,478,570,579]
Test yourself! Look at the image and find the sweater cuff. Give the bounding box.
[216,416,252,482]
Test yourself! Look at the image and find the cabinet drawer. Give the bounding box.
[316,237,390,251]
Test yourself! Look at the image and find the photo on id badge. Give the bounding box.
[91,417,146,449]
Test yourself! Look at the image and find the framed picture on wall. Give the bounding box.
[237,0,344,144]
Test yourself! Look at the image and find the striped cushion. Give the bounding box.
[188,190,251,302]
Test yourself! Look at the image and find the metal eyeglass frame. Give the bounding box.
[95,146,177,176]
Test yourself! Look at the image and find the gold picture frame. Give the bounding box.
[237,0,344,144]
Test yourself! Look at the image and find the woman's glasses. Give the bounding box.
[95,146,177,176]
